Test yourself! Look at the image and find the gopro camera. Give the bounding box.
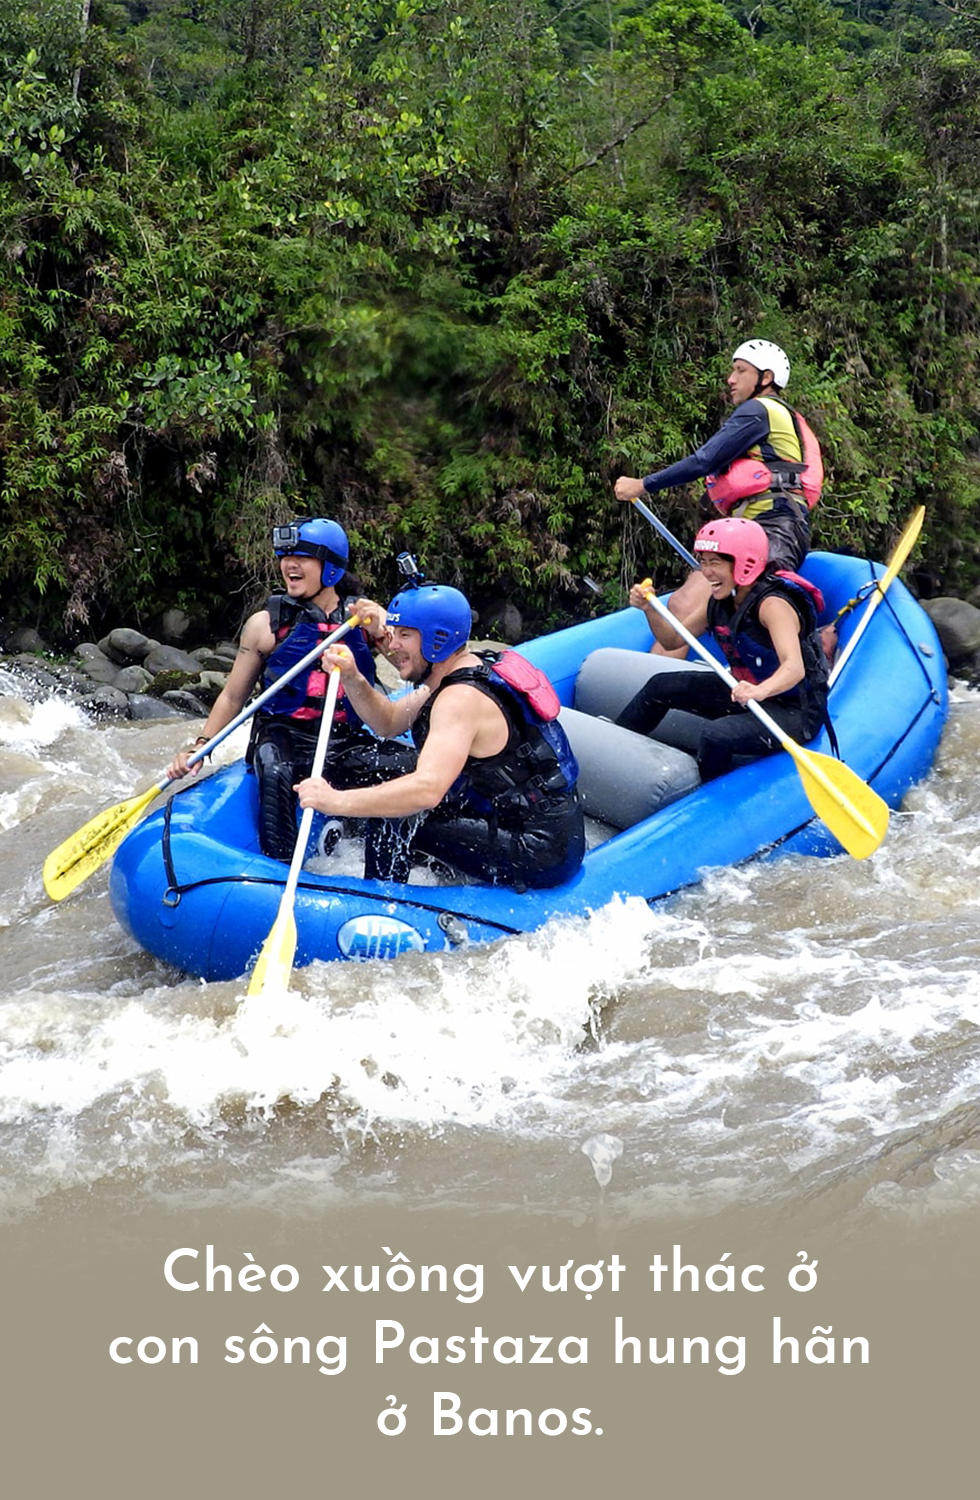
[272,523,302,554]
[396,552,424,586]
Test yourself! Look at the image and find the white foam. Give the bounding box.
[2,677,977,1227]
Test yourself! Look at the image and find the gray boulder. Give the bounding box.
[7,656,63,694]
[160,688,212,715]
[81,685,131,718]
[128,694,188,721]
[191,649,237,671]
[479,599,523,645]
[73,643,124,685]
[144,643,206,675]
[99,627,157,664]
[5,626,50,655]
[920,597,980,666]
[113,664,155,693]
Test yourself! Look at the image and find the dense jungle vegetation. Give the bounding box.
[2,0,979,643]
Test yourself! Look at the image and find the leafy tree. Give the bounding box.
[2,0,980,639]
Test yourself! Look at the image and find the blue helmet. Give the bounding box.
[272,517,348,587]
[386,584,472,663]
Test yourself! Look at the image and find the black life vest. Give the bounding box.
[411,651,579,820]
[708,573,829,718]
[260,595,375,730]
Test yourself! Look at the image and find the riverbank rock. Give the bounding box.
[99,628,159,664]
[920,597,980,670]
[479,599,523,645]
[0,615,413,723]
[0,626,233,722]
[5,626,51,656]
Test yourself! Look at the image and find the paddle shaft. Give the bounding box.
[278,666,342,911]
[640,587,799,749]
[180,612,362,774]
[244,666,342,994]
[828,506,925,687]
[640,585,887,851]
[631,495,699,571]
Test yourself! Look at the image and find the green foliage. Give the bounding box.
[0,47,82,179]
[1,0,980,640]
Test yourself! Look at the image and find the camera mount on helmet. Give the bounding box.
[396,552,425,588]
[271,517,349,588]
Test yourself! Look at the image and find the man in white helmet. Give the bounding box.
[614,340,820,641]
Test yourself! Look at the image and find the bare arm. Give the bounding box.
[167,611,271,779]
[295,683,497,818]
[320,644,429,739]
[632,578,709,654]
[731,596,804,704]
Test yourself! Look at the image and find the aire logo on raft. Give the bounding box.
[337,915,426,961]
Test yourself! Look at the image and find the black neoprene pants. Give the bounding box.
[250,720,416,861]
[755,498,809,571]
[363,790,586,890]
[615,671,817,782]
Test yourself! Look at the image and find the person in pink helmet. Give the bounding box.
[616,518,830,781]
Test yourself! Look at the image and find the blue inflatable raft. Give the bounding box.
[109,552,948,979]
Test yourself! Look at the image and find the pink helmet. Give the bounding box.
[694,517,769,586]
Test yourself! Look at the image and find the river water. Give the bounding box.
[3,664,979,1236]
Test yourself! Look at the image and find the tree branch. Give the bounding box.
[555,105,664,185]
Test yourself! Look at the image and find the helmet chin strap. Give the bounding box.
[417,641,465,684]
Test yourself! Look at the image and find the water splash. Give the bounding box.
[581,1132,624,1187]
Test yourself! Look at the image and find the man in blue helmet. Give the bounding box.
[294,582,585,889]
[168,517,414,860]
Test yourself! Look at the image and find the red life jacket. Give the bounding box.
[490,649,561,720]
[706,398,824,514]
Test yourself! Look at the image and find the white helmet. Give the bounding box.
[732,339,790,390]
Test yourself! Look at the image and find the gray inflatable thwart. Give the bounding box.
[559,648,707,831]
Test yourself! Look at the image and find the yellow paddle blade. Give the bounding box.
[43,781,167,901]
[783,741,890,860]
[829,506,926,686]
[246,906,298,996]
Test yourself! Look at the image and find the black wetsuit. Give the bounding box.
[366,655,585,889]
